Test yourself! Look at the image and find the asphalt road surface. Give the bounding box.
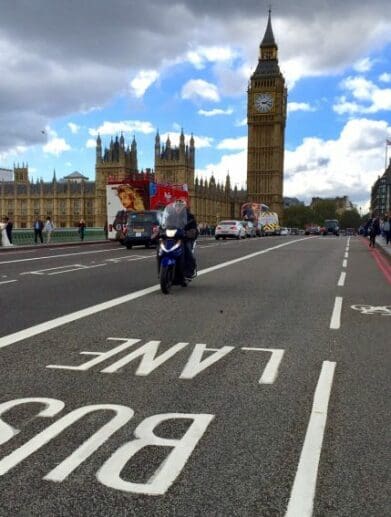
[0,236,390,516]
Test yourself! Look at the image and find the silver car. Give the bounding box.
[215,220,246,240]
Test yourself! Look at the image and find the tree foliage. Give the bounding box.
[339,209,361,229]
[283,205,314,228]
[311,200,337,223]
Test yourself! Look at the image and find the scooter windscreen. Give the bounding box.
[161,201,188,230]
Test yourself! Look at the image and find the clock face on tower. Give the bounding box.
[254,92,274,113]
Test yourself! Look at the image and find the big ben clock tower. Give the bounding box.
[247,10,287,216]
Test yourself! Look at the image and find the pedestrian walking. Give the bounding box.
[368,214,380,248]
[33,218,44,243]
[4,217,13,244]
[44,216,55,244]
[78,218,86,241]
[383,215,390,245]
[0,218,13,247]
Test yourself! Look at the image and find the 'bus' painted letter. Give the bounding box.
[97,412,214,495]
[0,398,64,446]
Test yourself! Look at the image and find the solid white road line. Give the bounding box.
[285,360,336,517]
[0,238,308,350]
[330,296,343,329]
[0,247,126,265]
[0,280,17,285]
[337,272,346,287]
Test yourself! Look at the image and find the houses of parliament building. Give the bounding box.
[0,11,286,229]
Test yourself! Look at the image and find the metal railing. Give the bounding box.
[11,228,107,246]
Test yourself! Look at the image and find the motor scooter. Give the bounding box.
[158,201,189,294]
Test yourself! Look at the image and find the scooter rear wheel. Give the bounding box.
[160,265,174,294]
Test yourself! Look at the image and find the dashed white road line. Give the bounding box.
[0,280,17,285]
[285,360,336,517]
[342,259,348,268]
[337,272,346,287]
[344,252,349,258]
[330,296,343,329]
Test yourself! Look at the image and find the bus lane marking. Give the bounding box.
[47,338,285,384]
[0,397,213,496]
[285,360,336,517]
[0,238,309,351]
[241,347,285,384]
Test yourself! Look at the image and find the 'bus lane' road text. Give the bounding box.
[46,336,285,384]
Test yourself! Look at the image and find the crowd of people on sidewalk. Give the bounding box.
[361,213,391,248]
[0,216,88,247]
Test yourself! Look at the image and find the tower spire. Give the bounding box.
[259,9,278,61]
[261,9,276,47]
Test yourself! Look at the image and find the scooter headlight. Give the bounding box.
[166,229,177,238]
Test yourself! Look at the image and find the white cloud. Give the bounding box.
[130,69,159,98]
[196,150,247,190]
[0,145,28,163]
[181,79,220,102]
[353,57,373,72]
[86,139,96,149]
[186,45,237,69]
[43,137,71,156]
[68,122,80,134]
[334,76,391,114]
[89,120,155,137]
[198,107,233,117]
[379,72,391,83]
[217,136,247,151]
[287,102,316,113]
[284,117,390,205]
[235,117,247,127]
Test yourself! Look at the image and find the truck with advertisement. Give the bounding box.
[106,179,189,243]
[241,202,280,236]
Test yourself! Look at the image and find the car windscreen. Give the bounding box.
[219,221,237,225]
[128,212,160,224]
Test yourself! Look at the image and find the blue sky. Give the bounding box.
[1,0,391,211]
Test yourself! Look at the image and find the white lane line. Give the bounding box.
[330,296,343,329]
[337,272,346,287]
[342,259,347,268]
[285,361,336,517]
[0,247,126,265]
[344,252,349,258]
[49,264,107,275]
[0,238,308,350]
[0,280,17,285]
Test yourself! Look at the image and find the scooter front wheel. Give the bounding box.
[160,265,174,294]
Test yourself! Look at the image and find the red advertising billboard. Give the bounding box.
[106,180,189,240]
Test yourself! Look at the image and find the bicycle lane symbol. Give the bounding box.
[351,305,391,316]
